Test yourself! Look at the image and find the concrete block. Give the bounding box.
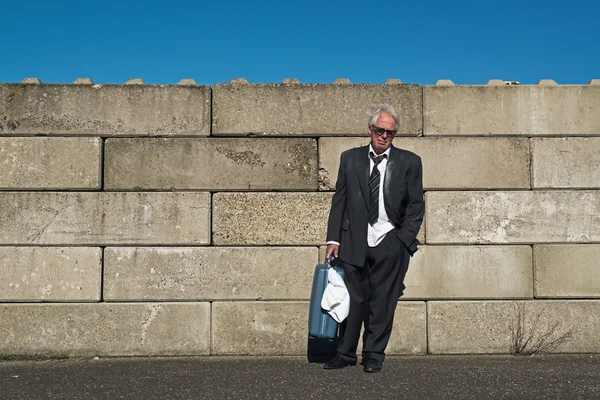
[403,246,533,299]
[0,137,101,189]
[105,138,317,190]
[534,245,600,298]
[0,247,101,301]
[532,138,600,188]
[0,192,210,245]
[385,79,403,85]
[424,85,600,135]
[212,301,426,355]
[319,137,530,190]
[334,78,351,85]
[428,300,600,354]
[426,191,600,244]
[177,79,196,85]
[73,78,93,85]
[213,193,332,245]
[104,247,318,300]
[21,78,41,84]
[0,84,210,136]
[212,84,422,136]
[435,80,454,86]
[537,79,558,85]
[0,303,210,357]
[125,78,144,85]
[212,302,308,355]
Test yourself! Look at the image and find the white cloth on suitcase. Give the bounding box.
[321,268,349,323]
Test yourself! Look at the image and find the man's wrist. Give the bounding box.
[326,241,340,246]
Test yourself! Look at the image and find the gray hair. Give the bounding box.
[368,104,400,131]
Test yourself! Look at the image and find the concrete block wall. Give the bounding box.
[1,78,599,357]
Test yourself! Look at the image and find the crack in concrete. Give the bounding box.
[29,202,77,244]
[140,304,161,345]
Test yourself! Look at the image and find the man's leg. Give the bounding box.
[362,232,411,364]
[336,260,367,363]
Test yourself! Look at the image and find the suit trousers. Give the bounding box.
[337,230,411,363]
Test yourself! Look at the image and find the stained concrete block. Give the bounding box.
[212,301,426,355]
[532,138,600,188]
[0,84,210,136]
[212,84,422,136]
[105,138,317,190]
[424,85,600,135]
[319,137,530,190]
[213,193,332,245]
[0,137,101,189]
[0,192,210,245]
[104,247,318,300]
[0,303,210,357]
[428,300,600,354]
[534,245,600,298]
[426,191,600,244]
[404,246,533,299]
[212,302,308,355]
[0,247,101,301]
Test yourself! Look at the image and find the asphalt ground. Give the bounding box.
[1,355,599,400]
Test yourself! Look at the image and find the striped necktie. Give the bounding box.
[368,152,387,226]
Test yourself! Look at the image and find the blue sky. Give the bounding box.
[2,0,598,85]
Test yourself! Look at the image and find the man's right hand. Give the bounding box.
[325,244,339,261]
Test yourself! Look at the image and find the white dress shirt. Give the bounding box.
[367,145,395,247]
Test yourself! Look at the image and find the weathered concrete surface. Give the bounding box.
[212,84,422,136]
[319,137,530,190]
[0,247,101,301]
[105,138,317,190]
[532,138,600,188]
[0,84,210,136]
[104,247,318,300]
[0,192,210,245]
[428,301,600,354]
[212,301,425,355]
[403,246,533,299]
[426,191,600,244]
[0,303,210,357]
[534,245,600,298]
[0,138,101,189]
[212,302,309,355]
[213,193,332,245]
[424,86,600,135]
[360,302,427,355]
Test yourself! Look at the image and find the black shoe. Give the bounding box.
[323,355,356,370]
[363,359,382,373]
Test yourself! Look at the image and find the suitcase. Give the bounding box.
[308,260,345,339]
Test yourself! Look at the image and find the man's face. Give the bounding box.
[368,111,396,154]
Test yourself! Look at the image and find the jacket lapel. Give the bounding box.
[355,146,370,207]
[383,145,404,212]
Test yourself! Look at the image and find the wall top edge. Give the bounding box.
[2,82,599,88]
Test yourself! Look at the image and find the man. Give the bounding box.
[323,104,424,373]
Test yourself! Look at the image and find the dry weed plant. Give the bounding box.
[509,303,576,355]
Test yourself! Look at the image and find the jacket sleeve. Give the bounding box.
[396,156,424,256]
[326,152,347,243]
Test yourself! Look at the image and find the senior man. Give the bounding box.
[324,104,424,373]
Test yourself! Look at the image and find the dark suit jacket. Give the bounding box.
[326,144,425,266]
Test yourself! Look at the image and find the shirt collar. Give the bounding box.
[368,145,391,159]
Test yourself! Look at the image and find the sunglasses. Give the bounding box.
[370,125,397,137]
